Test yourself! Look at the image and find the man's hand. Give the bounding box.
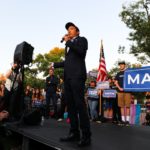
[49,62,54,69]
[63,34,70,42]
[12,63,18,70]
[119,87,124,92]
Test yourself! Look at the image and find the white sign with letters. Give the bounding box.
[96,81,109,90]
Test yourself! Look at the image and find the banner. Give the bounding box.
[130,104,141,125]
[124,66,150,92]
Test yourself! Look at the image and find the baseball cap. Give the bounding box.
[118,61,126,65]
[65,22,79,32]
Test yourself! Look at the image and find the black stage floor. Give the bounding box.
[6,118,150,150]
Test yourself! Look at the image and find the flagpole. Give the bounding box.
[99,89,102,116]
[97,39,107,120]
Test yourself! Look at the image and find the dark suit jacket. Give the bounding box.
[45,75,58,93]
[54,36,88,80]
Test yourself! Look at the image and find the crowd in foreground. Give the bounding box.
[0,62,150,127]
[0,62,150,149]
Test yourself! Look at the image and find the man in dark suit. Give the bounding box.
[51,22,91,147]
[45,68,58,119]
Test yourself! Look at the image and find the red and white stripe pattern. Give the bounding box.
[97,41,107,82]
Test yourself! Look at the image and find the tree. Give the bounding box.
[33,47,65,78]
[24,47,65,88]
[119,0,150,63]
[24,67,45,89]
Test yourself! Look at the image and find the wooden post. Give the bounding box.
[99,90,102,116]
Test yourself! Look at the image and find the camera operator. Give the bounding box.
[4,63,22,121]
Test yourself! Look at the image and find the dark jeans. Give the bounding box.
[112,97,121,121]
[46,92,57,117]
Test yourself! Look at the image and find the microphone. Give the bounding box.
[60,38,64,43]
[60,34,69,43]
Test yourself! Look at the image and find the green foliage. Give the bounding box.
[24,67,45,88]
[33,47,65,77]
[119,0,150,63]
[24,47,65,88]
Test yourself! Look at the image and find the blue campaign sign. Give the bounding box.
[87,88,99,99]
[102,89,117,98]
[124,66,150,92]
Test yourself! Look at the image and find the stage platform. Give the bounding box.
[6,118,150,150]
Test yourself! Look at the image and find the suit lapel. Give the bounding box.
[65,36,79,55]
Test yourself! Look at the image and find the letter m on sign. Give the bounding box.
[124,67,150,92]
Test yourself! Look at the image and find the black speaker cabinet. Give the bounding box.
[23,108,41,125]
[14,41,34,65]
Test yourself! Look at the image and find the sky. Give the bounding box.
[0,0,138,75]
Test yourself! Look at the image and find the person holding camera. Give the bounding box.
[4,63,22,121]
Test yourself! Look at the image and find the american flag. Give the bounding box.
[96,40,107,82]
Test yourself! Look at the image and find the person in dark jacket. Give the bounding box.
[4,63,22,121]
[50,22,91,147]
[45,68,58,119]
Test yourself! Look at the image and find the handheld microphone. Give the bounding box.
[60,34,69,43]
[60,38,64,43]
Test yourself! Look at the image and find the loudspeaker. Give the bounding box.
[14,41,34,65]
[23,108,41,125]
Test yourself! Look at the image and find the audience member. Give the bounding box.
[145,92,150,125]
[87,81,99,122]
[45,68,58,119]
[115,61,131,126]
